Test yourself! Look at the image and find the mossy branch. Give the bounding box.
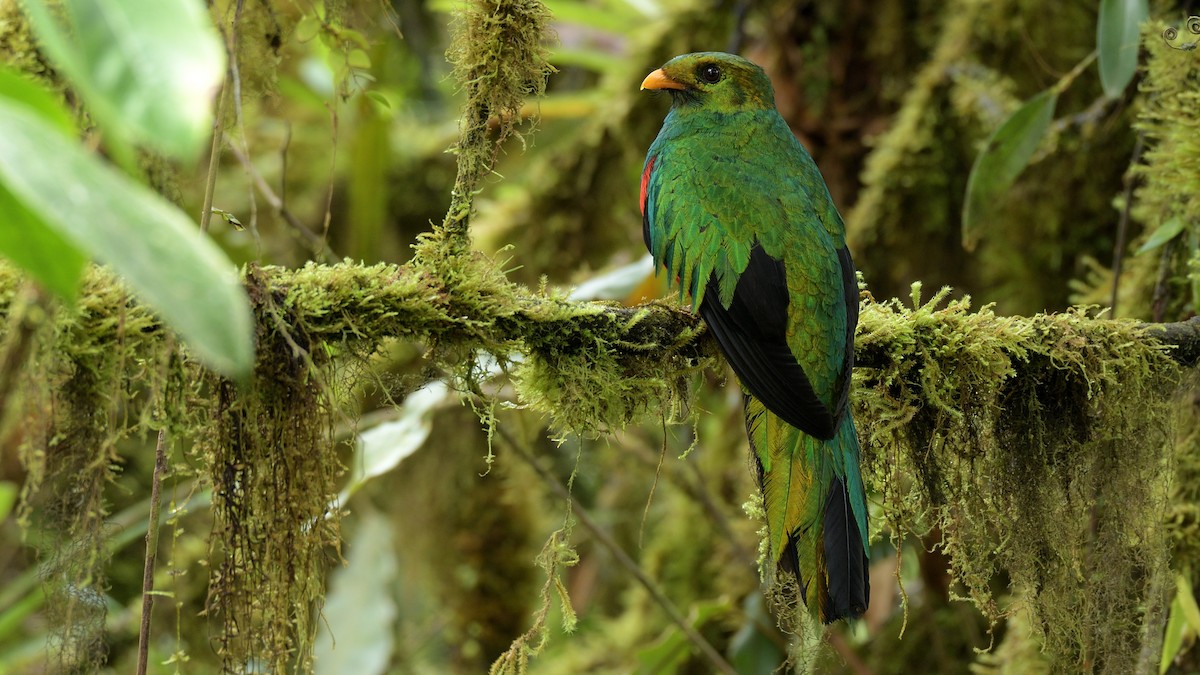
[8,262,1193,421]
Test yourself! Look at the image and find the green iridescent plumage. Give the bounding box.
[640,52,869,623]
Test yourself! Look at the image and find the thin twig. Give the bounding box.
[321,104,339,248]
[497,425,738,675]
[1151,239,1176,323]
[225,142,337,262]
[200,81,229,234]
[224,0,263,257]
[623,427,757,568]
[136,428,170,675]
[1110,133,1145,317]
[0,283,45,429]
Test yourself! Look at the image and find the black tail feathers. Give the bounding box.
[819,476,869,623]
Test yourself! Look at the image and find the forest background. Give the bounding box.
[1,0,1200,673]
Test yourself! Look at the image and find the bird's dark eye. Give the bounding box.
[698,63,722,84]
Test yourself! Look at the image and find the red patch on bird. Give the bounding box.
[640,156,656,216]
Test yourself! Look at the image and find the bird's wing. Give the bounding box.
[642,147,854,440]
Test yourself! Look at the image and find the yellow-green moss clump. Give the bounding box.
[1124,26,1200,320]
[441,0,555,244]
[856,283,1178,671]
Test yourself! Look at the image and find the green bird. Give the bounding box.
[639,52,869,623]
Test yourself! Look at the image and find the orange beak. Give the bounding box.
[640,68,686,91]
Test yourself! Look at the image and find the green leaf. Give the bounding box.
[1097,0,1148,99]
[365,91,392,110]
[729,595,785,675]
[23,0,226,161]
[1176,573,1200,634]
[0,185,86,301]
[1162,592,1185,674]
[634,601,726,675]
[347,48,372,70]
[0,67,86,298]
[0,66,75,134]
[340,28,371,52]
[295,14,322,42]
[962,89,1058,251]
[0,100,254,378]
[1164,573,1200,673]
[210,207,245,231]
[1135,217,1186,256]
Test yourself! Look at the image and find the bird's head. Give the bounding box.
[640,52,775,112]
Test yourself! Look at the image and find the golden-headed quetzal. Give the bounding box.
[639,52,869,623]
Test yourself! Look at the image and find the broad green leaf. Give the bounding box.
[0,66,75,134]
[314,508,398,675]
[1135,217,1186,255]
[23,0,225,161]
[0,100,253,378]
[0,185,86,301]
[1097,0,1148,99]
[0,66,86,297]
[1164,574,1200,673]
[1162,593,1185,674]
[962,89,1058,251]
[1176,573,1200,634]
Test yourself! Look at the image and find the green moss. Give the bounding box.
[4,243,1186,672]
[0,1,60,92]
[513,297,712,435]
[441,0,555,245]
[201,269,343,672]
[9,268,175,673]
[857,283,1178,671]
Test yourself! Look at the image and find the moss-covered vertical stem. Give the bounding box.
[436,0,554,251]
[0,283,45,435]
[136,428,168,675]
